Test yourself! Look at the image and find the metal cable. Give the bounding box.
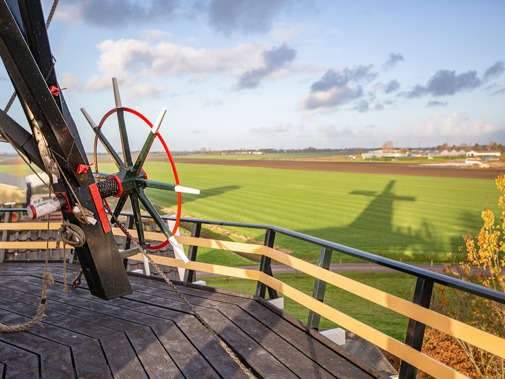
[104,202,257,379]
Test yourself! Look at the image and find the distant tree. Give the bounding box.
[436,143,449,151]
[459,143,470,151]
[356,148,363,156]
[399,148,409,153]
[382,140,395,152]
[488,141,498,151]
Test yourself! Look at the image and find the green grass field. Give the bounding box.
[0,158,497,341]
[138,161,497,264]
[204,271,417,341]
[1,158,498,264]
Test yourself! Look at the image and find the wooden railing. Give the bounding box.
[1,209,505,379]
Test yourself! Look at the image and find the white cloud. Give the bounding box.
[142,29,172,42]
[127,83,167,101]
[84,38,269,90]
[270,27,299,41]
[59,72,79,90]
[300,86,360,111]
[319,124,384,139]
[203,98,223,107]
[410,112,500,137]
[250,123,299,134]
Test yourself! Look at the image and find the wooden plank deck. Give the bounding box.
[0,262,385,378]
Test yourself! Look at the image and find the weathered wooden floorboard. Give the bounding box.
[26,269,290,378]
[0,340,39,378]
[127,272,254,305]
[0,279,185,379]
[0,262,380,378]
[0,329,74,378]
[243,301,378,378]
[2,274,244,378]
[0,306,112,378]
[0,277,215,378]
[127,282,338,378]
[123,276,376,378]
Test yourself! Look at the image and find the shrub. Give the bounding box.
[434,174,505,378]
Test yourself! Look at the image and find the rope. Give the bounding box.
[72,203,94,225]
[56,221,85,292]
[45,0,60,29]
[0,204,56,333]
[56,221,85,248]
[105,203,256,378]
[72,269,83,288]
[0,272,54,332]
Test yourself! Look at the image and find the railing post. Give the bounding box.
[122,215,134,269]
[183,222,201,283]
[255,228,279,300]
[307,247,333,331]
[399,277,434,379]
[1,211,13,263]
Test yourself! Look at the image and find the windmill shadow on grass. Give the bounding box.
[298,180,451,262]
[348,180,415,234]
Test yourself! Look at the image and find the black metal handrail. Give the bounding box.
[2,207,505,304]
[2,206,504,378]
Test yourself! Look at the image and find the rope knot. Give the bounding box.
[56,221,86,248]
[43,272,55,286]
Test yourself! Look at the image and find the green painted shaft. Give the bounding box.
[117,108,133,167]
[133,130,157,175]
[92,127,124,170]
[137,189,173,240]
[136,178,176,191]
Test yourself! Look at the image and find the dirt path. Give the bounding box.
[172,158,503,180]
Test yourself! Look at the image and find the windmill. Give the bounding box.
[0,0,197,299]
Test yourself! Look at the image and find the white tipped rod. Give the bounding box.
[175,185,200,195]
[112,77,122,108]
[169,236,189,263]
[152,107,167,135]
[81,108,98,128]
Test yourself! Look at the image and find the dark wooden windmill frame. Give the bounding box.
[0,0,132,299]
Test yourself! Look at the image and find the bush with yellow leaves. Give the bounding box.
[434,174,505,378]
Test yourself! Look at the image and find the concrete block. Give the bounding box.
[268,297,284,309]
[320,328,346,345]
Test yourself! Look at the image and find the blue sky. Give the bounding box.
[1,0,504,153]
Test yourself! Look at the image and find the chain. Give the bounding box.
[105,205,256,379]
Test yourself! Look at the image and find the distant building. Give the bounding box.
[465,157,482,166]
[361,149,410,159]
[466,150,501,157]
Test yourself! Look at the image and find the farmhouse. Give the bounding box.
[466,150,501,157]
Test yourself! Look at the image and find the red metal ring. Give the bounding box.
[94,107,181,249]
